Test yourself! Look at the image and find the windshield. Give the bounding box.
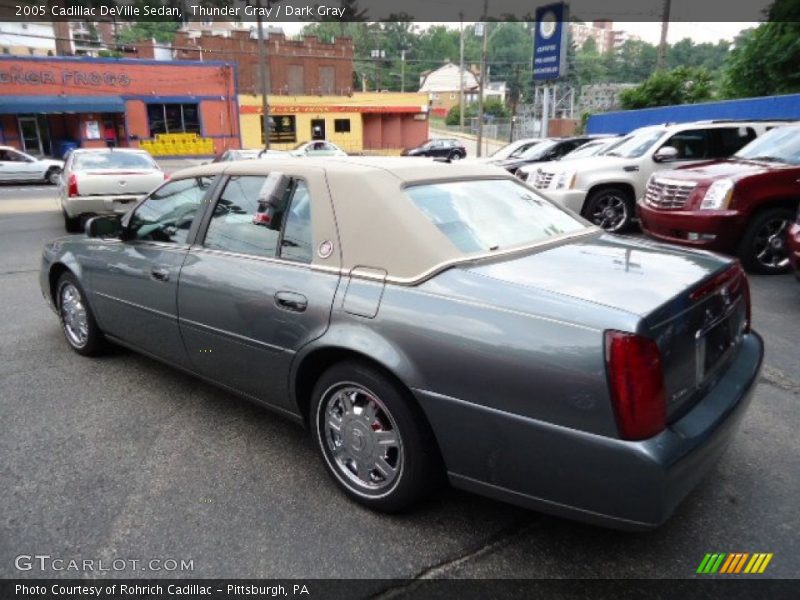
[492,139,538,159]
[561,140,607,160]
[73,152,156,170]
[518,140,559,161]
[734,126,800,165]
[604,129,665,158]
[405,179,587,254]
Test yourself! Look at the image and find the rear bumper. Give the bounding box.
[61,194,143,218]
[788,223,800,281]
[540,189,588,214]
[415,332,763,530]
[638,201,745,253]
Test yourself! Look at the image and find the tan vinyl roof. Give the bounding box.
[169,157,550,282]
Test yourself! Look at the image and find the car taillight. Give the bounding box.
[163,172,170,180]
[690,262,750,332]
[605,331,667,441]
[67,174,78,197]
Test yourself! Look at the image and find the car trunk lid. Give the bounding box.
[74,168,163,197]
[459,234,749,422]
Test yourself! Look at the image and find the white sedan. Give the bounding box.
[0,146,63,184]
[289,141,347,157]
[59,149,166,232]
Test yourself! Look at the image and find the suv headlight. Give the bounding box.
[700,179,734,210]
[555,170,576,189]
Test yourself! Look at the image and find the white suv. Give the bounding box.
[526,121,790,231]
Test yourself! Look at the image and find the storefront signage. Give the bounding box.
[242,105,425,115]
[0,67,131,87]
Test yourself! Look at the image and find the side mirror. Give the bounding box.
[653,146,679,162]
[85,215,122,238]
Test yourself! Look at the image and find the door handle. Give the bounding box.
[150,267,170,282]
[274,291,307,313]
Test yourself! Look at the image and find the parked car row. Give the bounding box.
[521,119,799,275]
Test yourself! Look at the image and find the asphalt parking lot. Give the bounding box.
[1,183,798,585]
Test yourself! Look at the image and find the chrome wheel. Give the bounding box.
[753,217,790,270]
[47,168,61,185]
[589,193,628,232]
[59,283,89,348]
[319,383,403,495]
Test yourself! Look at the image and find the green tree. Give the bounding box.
[446,99,509,125]
[117,21,180,44]
[619,66,715,109]
[721,11,800,98]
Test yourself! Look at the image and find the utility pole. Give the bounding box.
[657,0,671,70]
[256,0,271,150]
[476,3,489,157]
[400,49,406,93]
[458,13,465,132]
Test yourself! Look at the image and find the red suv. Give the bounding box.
[789,206,800,281]
[638,123,800,274]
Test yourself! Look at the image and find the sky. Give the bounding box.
[279,21,758,46]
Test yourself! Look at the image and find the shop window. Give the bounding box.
[334,119,351,134]
[262,115,297,144]
[147,103,200,136]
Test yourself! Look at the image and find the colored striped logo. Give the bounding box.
[696,553,773,574]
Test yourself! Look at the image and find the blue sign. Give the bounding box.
[533,2,569,81]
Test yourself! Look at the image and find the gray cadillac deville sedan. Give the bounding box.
[40,157,763,529]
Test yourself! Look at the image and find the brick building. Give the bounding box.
[173,30,354,96]
[0,56,240,158]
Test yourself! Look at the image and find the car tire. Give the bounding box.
[56,272,107,356]
[311,360,444,513]
[45,167,61,185]
[63,211,82,233]
[583,186,634,232]
[737,207,794,274]
[449,151,463,160]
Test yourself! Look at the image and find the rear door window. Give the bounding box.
[715,127,757,156]
[203,174,312,262]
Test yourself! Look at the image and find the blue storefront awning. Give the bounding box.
[0,95,125,114]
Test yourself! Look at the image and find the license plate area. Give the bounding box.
[695,300,745,385]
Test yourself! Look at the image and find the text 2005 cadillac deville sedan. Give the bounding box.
[40,157,763,529]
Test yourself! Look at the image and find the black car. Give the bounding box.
[489,136,595,175]
[402,138,467,160]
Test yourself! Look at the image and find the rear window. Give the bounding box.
[73,152,156,170]
[405,179,587,254]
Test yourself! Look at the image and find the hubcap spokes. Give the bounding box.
[324,386,402,491]
[592,196,626,231]
[754,218,789,269]
[60,284,88,346]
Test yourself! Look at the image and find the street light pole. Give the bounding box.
[476,19,489,157]
[459,13,465,132]
[256,0,271,150]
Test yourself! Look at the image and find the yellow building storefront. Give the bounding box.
[239,93,430,155]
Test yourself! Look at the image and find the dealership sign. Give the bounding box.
[0,67,131,87]
[533,2,569,80]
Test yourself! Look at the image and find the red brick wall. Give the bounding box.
[172,32,354,96]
